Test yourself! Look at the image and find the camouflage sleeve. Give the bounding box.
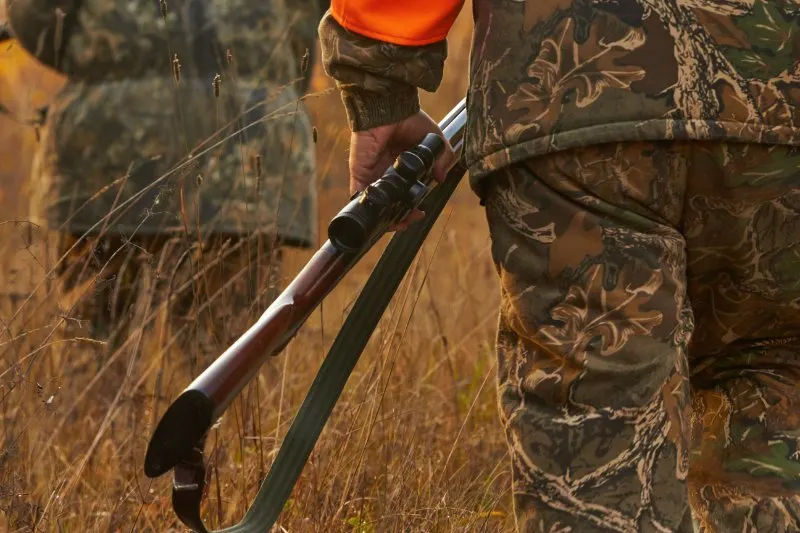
[318,11,448,131]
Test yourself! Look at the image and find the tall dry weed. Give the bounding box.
[0,3,513,532]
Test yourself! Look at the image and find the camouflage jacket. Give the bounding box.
[7,0,328,246]
[319,0,800,196]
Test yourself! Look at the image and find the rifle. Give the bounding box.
[144,98,468,532]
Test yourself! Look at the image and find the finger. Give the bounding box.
[348,131,390,195]
[388,209,425,232]
[388,221,409,232]
[349,166,377,196]
[349,161,375,196]
[389,219,412,232]
[405,209,425,224]
[432,139,457,183]
[349,179,362,197]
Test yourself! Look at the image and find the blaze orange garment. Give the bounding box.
[330,0,464,46]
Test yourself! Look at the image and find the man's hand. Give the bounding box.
[348,110,457,231]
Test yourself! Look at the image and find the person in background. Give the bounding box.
[5,0,328,356]
[317,1,800,531]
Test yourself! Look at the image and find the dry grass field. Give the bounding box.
[0,6,515,532]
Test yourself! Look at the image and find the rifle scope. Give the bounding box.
[327,133,446,253]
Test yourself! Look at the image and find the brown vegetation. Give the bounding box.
[0,5,514,532]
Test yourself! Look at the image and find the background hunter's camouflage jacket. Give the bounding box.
[7,0,328,246]
[319,0,800,196]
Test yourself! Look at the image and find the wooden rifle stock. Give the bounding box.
[143,242,357,476]
[144,99,468,531]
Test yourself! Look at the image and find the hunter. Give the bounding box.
[4,0,327,353]
[318,1,800,532]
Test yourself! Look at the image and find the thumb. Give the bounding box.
[349,157,379,196]
[431,138,457,184]
[348,130,390,195]
[395,112,457,184]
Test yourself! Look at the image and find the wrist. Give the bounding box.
[340,85,420,132]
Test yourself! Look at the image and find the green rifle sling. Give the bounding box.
[170,117,468,533]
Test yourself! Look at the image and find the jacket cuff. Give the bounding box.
[340,85,420,131]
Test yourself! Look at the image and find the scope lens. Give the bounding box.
[328,214,368,253]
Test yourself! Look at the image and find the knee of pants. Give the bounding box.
[483,161,691,414]
[489,227,690,415]
[690,349,800,499]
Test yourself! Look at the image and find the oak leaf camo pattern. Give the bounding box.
[320,0,800,195]
[484,141,800,532]
[7,0,326,245]
[319,1,800,530]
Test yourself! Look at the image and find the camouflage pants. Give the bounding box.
[56,231,282,355]
[483,141,800,533]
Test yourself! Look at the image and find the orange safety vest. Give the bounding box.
[331,0,465,46]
